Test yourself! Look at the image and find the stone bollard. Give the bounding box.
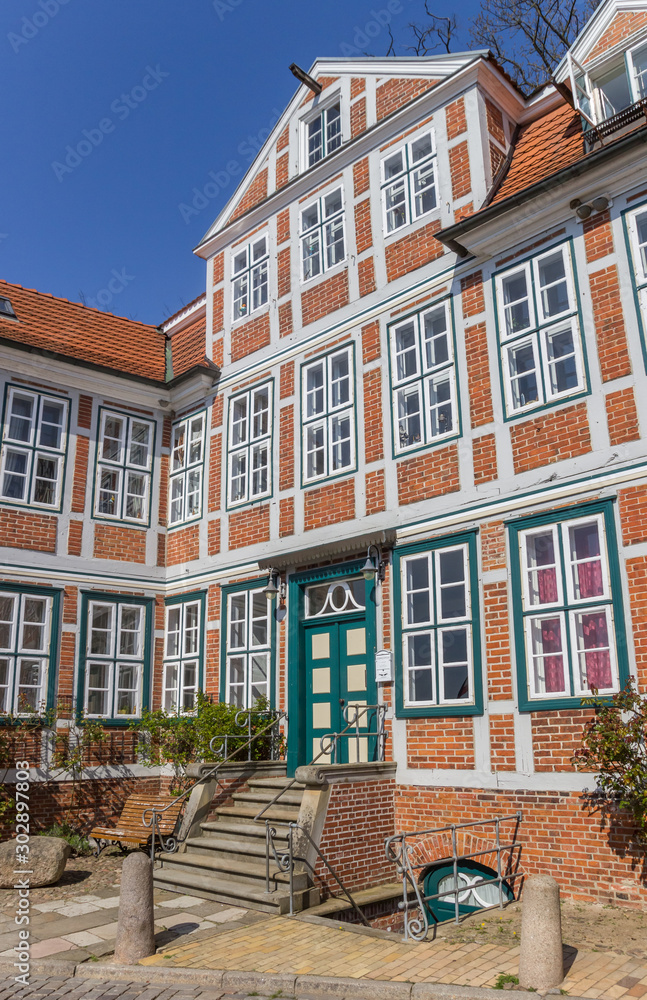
[113,852,156,964]
[518,874,564,991]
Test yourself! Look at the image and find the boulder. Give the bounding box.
[0,836,70,889]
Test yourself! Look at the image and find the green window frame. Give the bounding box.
[226,381,273,509]
[0,584,60,717]
[163,591,205,715]
[169,409,206,527]
[78,593,153,723]
[388,297,460,456]
[509,500,629,712]
[301,343,356,486]
[93,408,155,525]
[381,129,437,235]
[0,384,69,511]
[393,532,482,719]
[623,200,647,370]
[493,241,588,419]
[220,580,275,709]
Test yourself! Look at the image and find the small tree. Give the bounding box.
[573,679,647,842]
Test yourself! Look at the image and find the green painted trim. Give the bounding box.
[0,383,71,515]
[392,531,483,719]
[491,237,590,422]
[386,292,463,461]
[163,589,207,714]
[219,577,277,707]
[299,341,358,490]
[76,591,154,725]
[91,406,156,529]
[508,498,630,713]
[620,199,647,374]
[286,558,376,775]
[0,581,62,721]
[167,405,209,531]
[224,378,275,512]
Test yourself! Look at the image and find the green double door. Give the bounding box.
[304,616,376,764]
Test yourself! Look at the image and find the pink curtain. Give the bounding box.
[540,617,565,693]
[576,559,603,599]
[537,567,558,604]
[579,612,612,689]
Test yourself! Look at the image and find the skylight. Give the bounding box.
[0,297,17,319]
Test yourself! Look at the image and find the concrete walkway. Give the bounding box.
[141,912,647,999]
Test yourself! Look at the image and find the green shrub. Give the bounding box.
[40,822,93,856]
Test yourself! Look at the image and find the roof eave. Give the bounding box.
[0,335,168,387]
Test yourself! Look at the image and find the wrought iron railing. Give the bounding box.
[385,812,523,941]
[254,703,387,824]
[582,97,647,149]
[142,708,287,860]
[265,820,369,925]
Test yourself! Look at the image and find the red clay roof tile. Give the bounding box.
[170,315,212,379]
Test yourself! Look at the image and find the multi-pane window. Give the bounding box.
[305,102,342,168]
[231,234,269,322]
[390,301,457,453]
[225,588,271,708]
[94,410,154,523]
[627,205,647,350]
[169,412,205,526]
[163,598,202,714]
[514,508,622,703]
[0,591,53,715]
[400,540,476,709]
[381,130,437,234]
[568,42,647,124]
[0,387,68,509]
[84,600,146,718]
[495,243,585,416]
[302,347,355,484]
[228,383,272,507]
[300,188,345,281]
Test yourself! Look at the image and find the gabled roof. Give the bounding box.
[0,279,216,385]
[554,0,647,79]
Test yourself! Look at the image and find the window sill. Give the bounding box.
[503,387,590,423]
[301,467,356,491]
[299,259,348,289]
[519,694,618,713]
[231,304,270,328]
[396,702,481,719]
[383,210,441,244]
[394,430,461,460]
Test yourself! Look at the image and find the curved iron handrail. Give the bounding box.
[142,709,287,860]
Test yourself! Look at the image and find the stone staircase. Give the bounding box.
[153,775,320,913]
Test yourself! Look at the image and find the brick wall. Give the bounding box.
[228,504,270,549]
[589,266,632,382]
[397,443,459,505]
[304,478,355,531]
[366,469,386,515]
[0,509,57,553]
[376,78,438,121]
[230,166,268,222]
[385,220,443,283]
[363,369,384,464]
[230,312,271,362]
[587,10,647,61]
[490,715,516,771]
[531,709,597,772]
[606,386,640,445]
[446,96,467,139]
[619,484,647,544]
[358,257,376,297]
[406,717,475,768]
[473,433,497,484]
[92,523,146,563]
[449,140,471,200]
[301,270,349,326]
[483,581,513,700]
[465,322,493,427]
[354,200,373,254]
[510,402,592,474]
[167,524,200,565]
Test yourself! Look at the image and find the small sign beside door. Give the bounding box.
[375,649,393,683]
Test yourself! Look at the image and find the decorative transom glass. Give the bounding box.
[305,578,366,618]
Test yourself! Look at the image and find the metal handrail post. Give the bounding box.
[265,820,271,894]
[496,816,503,909]
[288,824,294,915]
[451,824,459,925]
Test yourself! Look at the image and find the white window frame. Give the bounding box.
[627,204,647,342]
[0,591,52,715]
[169,412,206,526]
[299,187,346,282]
[84,600,146,719]
[390,300,458,454]
[231,233,269,323]
[163,599,202,715]
[94,409,154,523]
[301,346,355,484]
[0,386,68,510]
[401,543,474,709]
[227,382,272,508]
[380,129,438,236]
[569,40,647,125]
[301,97,343,170]
[225,587,271,708]
[518,513,620,702]
[495,243,586,416]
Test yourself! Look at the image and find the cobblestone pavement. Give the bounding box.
[141,912,647,999]
[0,974,326,999]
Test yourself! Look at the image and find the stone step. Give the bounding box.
[231,788,304,808]
[246,776,304,790]
[185,834,272,864]
[200,818,289,840]
[153,866,318,914]
[216,803,300,823]
[158,850,309,890]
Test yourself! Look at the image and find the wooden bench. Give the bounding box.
[90,793,184,856]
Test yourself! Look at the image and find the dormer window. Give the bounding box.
[303,100,342,169]
[569,41,647,129]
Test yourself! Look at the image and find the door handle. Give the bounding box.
[339,698,345,707]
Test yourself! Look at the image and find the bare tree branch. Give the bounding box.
[405,1,457,56]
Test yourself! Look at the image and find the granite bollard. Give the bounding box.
[113,852,156,964]
[518,874,564,990]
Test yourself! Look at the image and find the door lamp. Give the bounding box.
[362,544,386,583]
[264,569,286,604]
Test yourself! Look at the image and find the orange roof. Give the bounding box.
[170,315,214,379]
[491,102,585,204]
[0,279,166,381]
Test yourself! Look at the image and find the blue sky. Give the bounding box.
[0,0,480,325]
